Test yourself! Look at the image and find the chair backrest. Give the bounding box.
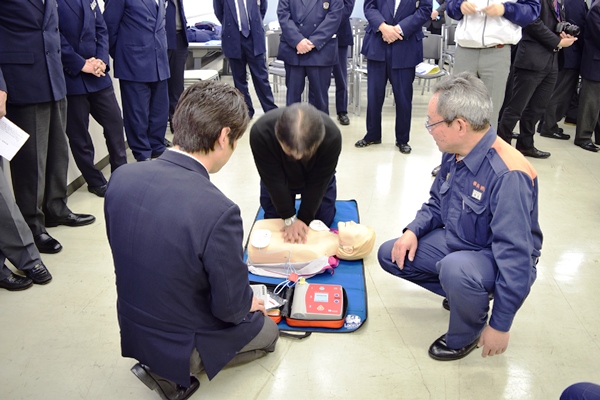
[444,24,457,49]
[265,30,281,60]
[423,33,443,63]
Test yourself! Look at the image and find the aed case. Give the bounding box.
[291,282,344,320]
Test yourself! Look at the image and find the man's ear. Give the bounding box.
[217,127,231,149]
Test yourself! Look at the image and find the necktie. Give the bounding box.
[553,0,561,22]
[237,0,250,37]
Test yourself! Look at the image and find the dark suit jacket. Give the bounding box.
[0,0,66,105]
[57,0,113,95]
[105,150,264,386]
[103,0,170,82]
[337,0,356,47]
[361,0,432,68]
[214,0,267,58]
[580,0,600,81]
[166,0,189,50]
[277,0,343,66]
[562,0,587,70]
[0,68,5,93]
[423,0,446,32]
[513,0,563,71]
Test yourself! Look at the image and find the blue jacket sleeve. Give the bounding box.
[95,3,111,67]
[488,171,540,332]
[503,0,541,27]
[308,0,343,51]
[405,168,446,238]
[213,0,224,24]
[364,0,388,32]
[103,0,125,58]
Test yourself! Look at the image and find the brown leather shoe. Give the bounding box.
[131,363,199,400]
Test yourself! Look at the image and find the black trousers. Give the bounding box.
[7,99,71,236]
[539,68,580,135]
[66,86,127,188]
[167,31,189,120]
[497,66,558,150]
[575,78,600,145]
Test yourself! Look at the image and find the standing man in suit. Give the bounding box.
[0,0,96,255]
[104,0,171,162]
[424,0,446,35]
[497,0,578,159]
[57,0,127,198]
[214,0,277,118]
[277,0,343,114]
[537,0,588,141]
[354,0,432,154]
[166,0,189,133]
[105,81,278,399]
[0,68,53,290]
[333,0,356,126]
[574,0,600,152]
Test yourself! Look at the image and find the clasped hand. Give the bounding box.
[379,23,403,44]
[82,57,106,77]
[460,1,505,17]
[296,38,315,54]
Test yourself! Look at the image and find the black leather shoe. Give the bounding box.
[431,164,442,177]
[337,113,350,125]
[131,363,199,400]
[25,263,52,285]
[574,142,600,152]
[88,184,107,198]
[396,142,412,154]
[46,213,96,228]
[355,139,381,148]
[540,131,570,140]
[34,233,63,254]
[518,147,551,159]
[428,334,479,361]
[0,271,33,291]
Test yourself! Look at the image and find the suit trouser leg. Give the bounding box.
[229,48,254,116]
[575,79,600,145]
[243,36,277,113]
[284,65,306,106]
[306,66,332,114]
[453,46,510,130]
[147,80,168,155]
[120,80,153,161]
[0,164,42,274]
[66,93,107,187]
[497,67,547,144]
[332,46,348,115]
[189,315,279,375]
[167,32,189,120]
[88,86,127,173]
[540,68,580,135]
[378,228,496,349]
[7,100,70,235]
[516,68,557,150]
[364,60,388,142]
[389,67,415,145]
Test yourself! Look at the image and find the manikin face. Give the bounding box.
[337,221,371,248]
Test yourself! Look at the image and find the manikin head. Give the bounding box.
[336,221,376,260]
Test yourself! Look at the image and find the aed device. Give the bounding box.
[291,281,344,320]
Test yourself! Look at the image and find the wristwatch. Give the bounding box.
[284,215,297,226]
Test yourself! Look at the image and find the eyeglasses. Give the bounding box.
[425,117,452,133]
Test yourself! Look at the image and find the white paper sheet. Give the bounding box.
[0,117,29,161]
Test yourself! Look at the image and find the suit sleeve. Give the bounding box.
[523,17,561,50]
[59,33,86,77]
[278,0,306,47]
[261,0,268,19]
[399,0,432,38]
[405,164,445,238]
[308,0,343,50]
[364,0,388,32]
[203,204,254,324]
[213,0,224,24]
[103,0,125,58]
[342,0,356,22]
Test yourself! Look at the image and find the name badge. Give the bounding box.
[90,0,97,9]
[323,1,329,9]
[471,189,482,201]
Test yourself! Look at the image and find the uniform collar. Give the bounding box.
[457,126,496,175]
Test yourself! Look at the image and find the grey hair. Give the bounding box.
[433,72,493,131]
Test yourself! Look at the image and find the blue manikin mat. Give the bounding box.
[245,200,368,333]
